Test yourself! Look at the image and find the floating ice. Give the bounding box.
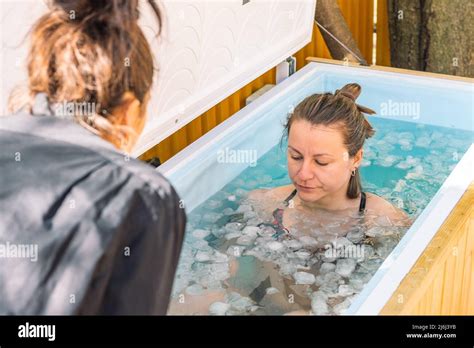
[222,207,235,216]
[192,239,212,251]
[374,215,393,227]
[243,211,257,220]
[396,156,419,170]
[225,232,242,240]
[224,222,244,232]
[374,236,398,258]
[235,188,248,197]
[298,235,319,248]
[335,259,357,277]
[293,271,316,285]
[333,237,354,249]
[242,226,260,238]
[206,200,222,209]
[398,138,412,151]
[356,244,375,262]
[333,298,352,315]
[185,284,204,296]
[295,250,311,260]
[279,263,297,276]
[283,239,303,250]
[192,229,210,239]
[393,179,407,192]
[267,241,284,251]
[358,258,383,273]
[226,245,245,257]
[209,302,230,315]
[320,262,336,274]
[258,226,277,237]
[346,229,365,244]
[377,155,399,167]
[259,174,273,184]
[265,287,280,295]
[365,226,388,237]
[237,204,253,213]
[225,292,255,313]
[311,291,329,315]
[415,136,431,148]
[202,212,221,223]
[246,218,261,226]
[194,251,211,262]
[405,164,424,179]
[236,235,256,246]
[337,284,356,297]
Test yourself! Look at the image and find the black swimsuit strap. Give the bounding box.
[359,191,366,213]
[283,189,297,206]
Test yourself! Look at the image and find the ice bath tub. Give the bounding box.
[158,61,474,314]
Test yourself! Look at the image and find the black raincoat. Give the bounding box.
[0,94,186,315]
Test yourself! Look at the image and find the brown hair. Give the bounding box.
[284,83,376,199]
[9,0,162,148]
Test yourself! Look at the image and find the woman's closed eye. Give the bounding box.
[290,156,328,166]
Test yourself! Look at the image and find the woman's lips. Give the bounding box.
[295,183,317,191]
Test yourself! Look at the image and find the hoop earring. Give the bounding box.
[351,168,357,176]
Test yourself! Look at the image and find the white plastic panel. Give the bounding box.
[135,0,317,155]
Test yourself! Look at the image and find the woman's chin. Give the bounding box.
[296,188,324,203]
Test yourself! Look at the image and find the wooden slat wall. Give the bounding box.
[380,181,474,315]
[141,0,386,162]
[376,0,391,66]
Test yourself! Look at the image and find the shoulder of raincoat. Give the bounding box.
[0,94,186,315]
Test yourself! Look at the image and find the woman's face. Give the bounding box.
[287,119,361,203]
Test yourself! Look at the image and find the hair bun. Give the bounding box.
[336,83,376,115]
[336,83,361,102]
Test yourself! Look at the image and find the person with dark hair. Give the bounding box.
[0,0,186,315]
[248,83,411,243]
[167,84,412,316]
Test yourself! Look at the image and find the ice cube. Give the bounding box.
[242,226,260,238]
[185,284,204,296]
[267,241,284,251]
[265,287,280,295]
[192,229,210,239]
[319,262,336,274]
[311,291,329,315]
[293,271,316,285]
[194,251,212,262]
[335,259,357,277]
[209,302,230,315]
[236,235,256,246]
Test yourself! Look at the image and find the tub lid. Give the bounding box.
[0,0,316,156]
[134,0,316,155]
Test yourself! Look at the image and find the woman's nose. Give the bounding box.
[297,159,315,181]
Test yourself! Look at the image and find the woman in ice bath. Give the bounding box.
[247,83,411,246]
[168,83,412,315]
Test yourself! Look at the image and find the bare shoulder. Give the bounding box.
[365,192,411,225]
